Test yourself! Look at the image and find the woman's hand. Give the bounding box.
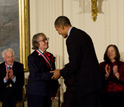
[113,65,119,79]
[105,64,110,79]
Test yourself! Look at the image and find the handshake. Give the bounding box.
[50,69,61,80]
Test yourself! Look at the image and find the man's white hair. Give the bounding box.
[2,48,15,58]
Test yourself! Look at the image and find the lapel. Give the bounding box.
[35,51,51,69]
[37,51,45,60]
[2,62,6,74]
[12,61,16,73]
[35,51,47,66]
[0,62,7,76]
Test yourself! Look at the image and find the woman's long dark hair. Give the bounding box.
[104,44,120,63]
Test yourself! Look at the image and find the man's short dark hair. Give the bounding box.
[54,16,71,27]
[104,44,120,62]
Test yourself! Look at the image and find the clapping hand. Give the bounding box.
[5,70,9,80]
[113,65,118,74]
[113,65,119,79]
[105,64,110,79]
[5,69,14,80]
[8,69,14,79]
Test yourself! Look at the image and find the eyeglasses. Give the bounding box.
[38,38,49,42]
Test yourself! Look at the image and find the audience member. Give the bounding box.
[100,44,124,107]
[0,48,24,107]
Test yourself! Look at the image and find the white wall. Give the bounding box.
[30,0,64,69]
[63,0,124,63]
[30,0,124,67]
[29,0,124,102]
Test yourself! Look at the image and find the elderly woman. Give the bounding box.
[26,33,58,107]
[100,44,124,107]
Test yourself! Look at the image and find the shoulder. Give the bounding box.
[47,52,56,58]
[0,62,5,65]
[28,51,44,63]
[14,61,23,67]
[100,61,106,64]
[118,61,124,65]
[72,27,88,35]
[47,52,56,61]
[47,52,54,56]
[47,52,55,58]
[70,27,91,42]
[71,27,82,35]
[28,51,38,59]
[99,61,106,66]
[29,50,37,56]
[0,62,5,67]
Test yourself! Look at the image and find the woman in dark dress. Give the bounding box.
[100,44,124,107]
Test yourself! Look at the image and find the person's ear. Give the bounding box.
[60,25,64,30]
[2,57,6,61]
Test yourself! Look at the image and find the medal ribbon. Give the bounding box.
[36,50,51,68]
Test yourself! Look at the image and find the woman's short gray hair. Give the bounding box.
[32,33,46,50]
[2,48,15,58]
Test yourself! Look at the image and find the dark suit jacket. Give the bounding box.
[26,51,58,97]
[60,27,104,97]
[0,61,24,101]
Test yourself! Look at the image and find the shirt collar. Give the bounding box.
[5,63,13,69]
[39,49,46,53]
[67,27,73,39]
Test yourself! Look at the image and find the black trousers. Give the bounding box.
[27,94,52,107]
[75,91,100,107]
[100,92,124,107]
[62,87,75,107]
[62,87,100,107]
[2,88,16,107]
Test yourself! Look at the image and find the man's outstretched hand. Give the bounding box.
[50,69,61,80]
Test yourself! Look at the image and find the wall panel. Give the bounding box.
[29,0,124,104]
[63,0,124,62]
[30,0,64,69]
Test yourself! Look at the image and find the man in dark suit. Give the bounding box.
[51,16,104,107]
[0,48,24,107]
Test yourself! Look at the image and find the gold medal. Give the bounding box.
[9,83,12,87]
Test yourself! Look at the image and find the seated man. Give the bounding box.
[0,48,24,107]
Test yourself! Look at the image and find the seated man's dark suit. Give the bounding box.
[0,61,24,107]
